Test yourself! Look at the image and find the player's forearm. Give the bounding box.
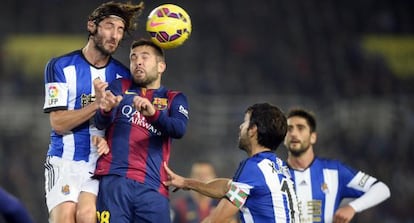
[184,178,231,199]
[50,102,99,133]
[348,181,391,212]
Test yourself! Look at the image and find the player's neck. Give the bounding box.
[287,148,314,170]
[82,43,111,68]
[248,144,270,157]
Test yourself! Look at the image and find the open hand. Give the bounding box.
[92,135,110,156]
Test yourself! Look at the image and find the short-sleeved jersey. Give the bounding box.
[289,157,378,223]
[226,151,301,223]
[43,50,130,162]
[94,78,189,197]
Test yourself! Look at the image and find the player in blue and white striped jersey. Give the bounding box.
[42,2,144,223]
[165,103,301,223]
[284,108,390,223]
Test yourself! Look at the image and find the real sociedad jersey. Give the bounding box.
[226,151,301,223]
[94,78,189,197]
[43,50,130,162]
[289,157,378,223]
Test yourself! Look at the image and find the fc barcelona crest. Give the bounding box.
[153,98,168,110]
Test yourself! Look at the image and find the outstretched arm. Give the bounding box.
[334,181,390,223]
[49,78,108,134]
[163,163,231,199]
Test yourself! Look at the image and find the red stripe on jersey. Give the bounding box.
[94,124,115,175]
[159,137,171,197]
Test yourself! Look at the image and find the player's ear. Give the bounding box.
[87,21,97,34]
[248,124,257,138]
[310,132,317,144]
[158,61,166,73]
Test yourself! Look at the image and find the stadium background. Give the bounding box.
[1,0,413,222]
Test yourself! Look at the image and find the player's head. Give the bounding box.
[88,1,144,35]
[129,39,166,88]
[87,1,144,55]
[238,103,287,152]
[190,161,216,182]
[284,108,317,157]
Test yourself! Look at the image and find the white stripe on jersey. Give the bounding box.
[241,207,254,223]
[88,66,106,162]
[294,169,313,223]
[62,131,76,160]
[323,169,338,223]
[61,66,77,160]
[64,65,77,110]
[90,66,107,95]
[258,158,297,222]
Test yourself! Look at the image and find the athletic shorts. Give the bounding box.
[44,156,99,212]
[97,175,171,223]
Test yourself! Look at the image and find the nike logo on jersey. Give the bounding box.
[149,21,164,27]
[116,73,123,79]
[125,90,137,95]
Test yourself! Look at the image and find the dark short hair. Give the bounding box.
[131,39,165,60]
[88,1,144,34]
[246,103,287,151]
[286,108,317,132]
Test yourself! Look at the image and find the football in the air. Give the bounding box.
[146,4,192,49]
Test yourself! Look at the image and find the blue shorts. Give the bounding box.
[97,175,171,223]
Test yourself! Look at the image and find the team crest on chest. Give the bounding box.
[321,182,329,193]
[61,184,70,195]
[153,97,168,110]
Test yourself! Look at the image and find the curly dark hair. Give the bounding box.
[246,103,287,151]
[88,1,144,34]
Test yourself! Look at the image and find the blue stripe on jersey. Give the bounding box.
[309,162,326,221]
[45,58,59,83]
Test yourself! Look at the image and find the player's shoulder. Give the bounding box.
[47,50,82,67]
[109,57,129,70]
[314,156,350,169]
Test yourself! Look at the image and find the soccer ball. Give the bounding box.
[146,4,192,49]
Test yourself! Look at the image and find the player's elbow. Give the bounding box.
[51,124,69,135]
[170,123,187,138]
[382,182,391,199]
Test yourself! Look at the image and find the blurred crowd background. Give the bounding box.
[1,0,413,222]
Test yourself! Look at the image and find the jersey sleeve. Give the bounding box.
[150,92,189,139]
[225,160,256,209]
[43,58,69,113]
[338,162,376,198]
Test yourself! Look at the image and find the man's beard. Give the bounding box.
[133,73,157,88]
[238,136,249,152]
[288,143,310,157]
[93,33,116,56]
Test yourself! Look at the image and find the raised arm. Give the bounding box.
[163,163,231,199]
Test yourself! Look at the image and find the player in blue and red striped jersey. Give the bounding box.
[284,108,391,223]
[42,2,144,223]
[93,39,189,223]
[164,103,301,223]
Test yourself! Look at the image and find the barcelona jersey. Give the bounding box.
[94,78,189,197]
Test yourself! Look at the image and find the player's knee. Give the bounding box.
[76,205,97,223]
[50,202,76,223]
